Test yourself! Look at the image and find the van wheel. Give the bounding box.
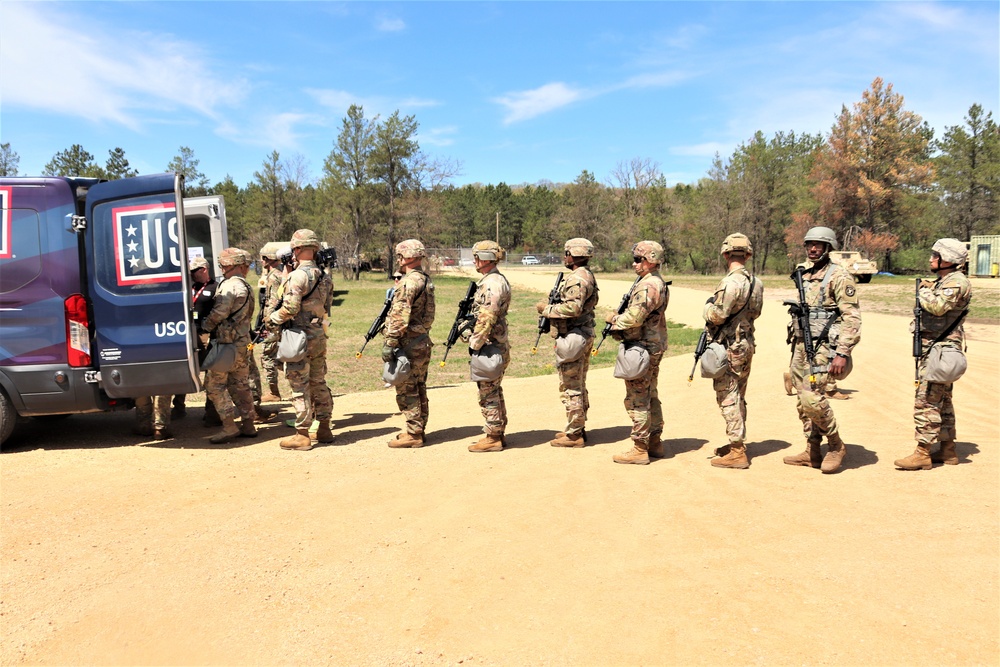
[0,390,16,446]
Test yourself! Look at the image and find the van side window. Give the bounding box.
[0,207,42,294]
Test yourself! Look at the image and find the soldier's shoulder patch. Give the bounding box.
[845,285,856,298]
[943,287,955,297]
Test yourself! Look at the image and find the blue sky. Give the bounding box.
[2,1,997,189]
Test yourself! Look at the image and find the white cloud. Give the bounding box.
[306,89,440,118]
[418,126,458,147]
[0,3,247,129]
[376,15,406,32]
[670,142,730,158]
[493,82,585,124]
[216,112,321,150]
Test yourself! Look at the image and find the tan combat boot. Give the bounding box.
[712,443,749,469]
[613,442,650,465]
[783,438,822,468]
[550,432,585,448]
[209,414,240,444]
[388,431,424,448]
[821,433,847,474]
[153,427,172,441]
[648,433,664,458]
[239,417,257,438]
[895,445,932,470]
[469,434,503,452]
[261,383,282,403]
[280,429,314,451]
[315,420,335,444]
[932,441,958,465]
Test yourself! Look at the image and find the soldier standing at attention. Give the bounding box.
[606,241,669,465]
[269,230,334,452]
[703,233,763,469]
[258,244,286,403]
[464,241,511,453]
[199,248,258,444]
[894,238,972,470]
[782,226,861,474]
[383,240,436,448]
[536,238,599,448]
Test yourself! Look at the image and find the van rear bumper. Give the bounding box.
[0,366,124,416]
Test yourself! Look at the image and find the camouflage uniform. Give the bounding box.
[259,265,285,388]
[201,264,256,426]
[611,264,669,446]
[135,395,171,437]
[269,258,333,431]
[541,264,599,438]
[913,262,972,448]
[788,261,861,443]
[470,266,512,437]
[704,265,762,449]
[385,265,436,437]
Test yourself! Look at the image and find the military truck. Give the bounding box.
[829,250,878,283]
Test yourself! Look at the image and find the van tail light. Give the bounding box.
[64,294,92,367]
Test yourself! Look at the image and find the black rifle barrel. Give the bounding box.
[532,272,564,354]
[357,289,394,358]
[440,281,478,366]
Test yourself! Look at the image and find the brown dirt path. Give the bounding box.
[2,270,997,666]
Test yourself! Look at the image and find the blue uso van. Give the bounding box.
[0,174,228,445]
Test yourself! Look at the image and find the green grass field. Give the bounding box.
[256,272,700,396]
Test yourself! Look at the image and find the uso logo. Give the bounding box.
[112,202,182,286]
[0,186,11,259]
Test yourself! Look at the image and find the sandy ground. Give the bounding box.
[2,271,998,666]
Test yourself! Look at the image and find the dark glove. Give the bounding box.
[381,342,397,362]
[706,295,717,305]
[198,331,211,348]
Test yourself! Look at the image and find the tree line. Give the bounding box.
[2,78,997,276]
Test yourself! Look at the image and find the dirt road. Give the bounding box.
[2,272,997,666]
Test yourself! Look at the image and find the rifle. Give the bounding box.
[247,280,269,351]
[531,272,563,354]
[687,329,710,384]
[913,278,923,387]
[440,281,478,367]
[357,288,394,358]
[593,276,642,355]
[783,267,820,390]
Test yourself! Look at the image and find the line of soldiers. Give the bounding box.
[191,226,973,473]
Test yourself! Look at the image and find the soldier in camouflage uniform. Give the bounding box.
[607,241,670,465]
[782,227,861,474]
[703,233,763,469]
[258,243,286,402]
[536,238,599,448]
[383,239,436,448]
[463,240,512,452]
[135,395,172,440]
[895,238,972,470]
[199,248,258,444]
[269,229,334,451]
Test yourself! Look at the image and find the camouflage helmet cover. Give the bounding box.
[632,240,664,264]
[289,228,321,250]
[804,226,839,251]
[189,256,209,271]
[564,237,594,258]
[259,241,284,260]
[218,247,250,267]
[395,239,426,259]
[932,238,968,266]
[472,240,505,262]
[721,233,752,256]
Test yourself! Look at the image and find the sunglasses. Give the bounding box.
[632,256,644,264]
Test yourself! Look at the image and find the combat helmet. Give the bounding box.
[472,240,505,262]
[189,256,209,271]
[395,239,426,259]
[259,242,284,260]
[721,233,752,256]
[564,237,594,258]
[632,240,664,264]
[290,229,321,250]
[932,238,968,267]
[218,247,250,267]
[804,226,839,250]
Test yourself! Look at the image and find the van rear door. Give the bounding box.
[84,173,199,398]
[182,195,229,272]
